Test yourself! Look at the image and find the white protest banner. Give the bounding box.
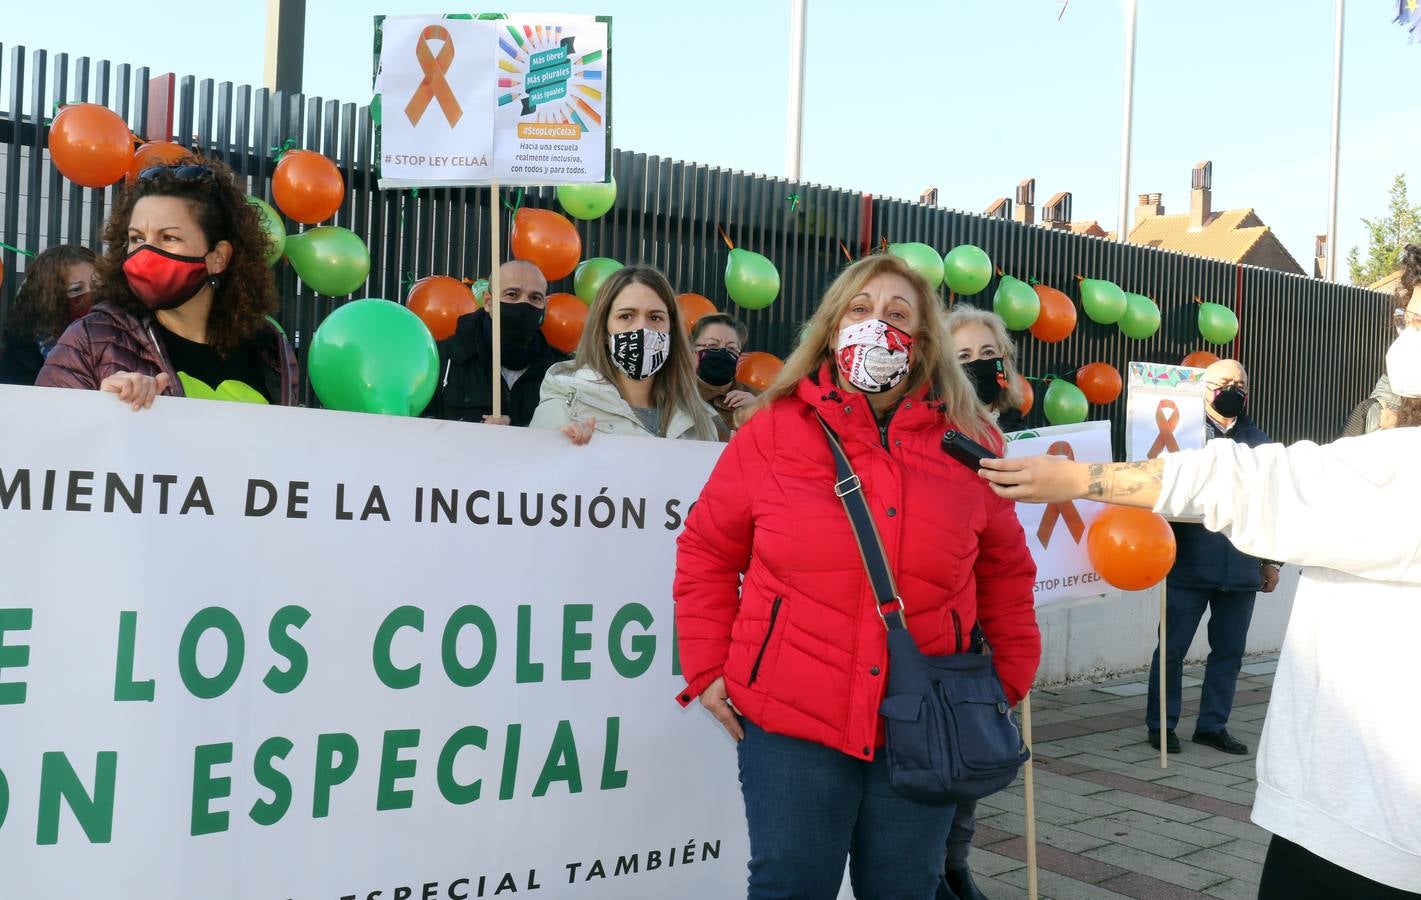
[1005,423,1112,606]
[1124,361,1207,462]
[375,16,497,187]
[0,386,745,900]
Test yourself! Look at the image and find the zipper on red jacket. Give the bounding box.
[951,610,963,653]
[748,596,783,685]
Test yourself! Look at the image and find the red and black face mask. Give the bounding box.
[122,245,212,311]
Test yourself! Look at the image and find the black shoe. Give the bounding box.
[1147,729,1181,753]
[1193,728,1248,755]
[944,867,989,900]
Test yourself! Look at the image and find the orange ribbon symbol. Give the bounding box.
[405,25,463,127]
[1037,442,1086,548]
[1147,399,1181,459]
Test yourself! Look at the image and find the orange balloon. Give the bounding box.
[511,208,582,281]
[676,292,719,335]
[1029,285,1076,343]
[1017,375,1034,415]
[736,351,784,392]
[126,141,192,183]
[408,276,478,341]
[1076,362,1123,405]
[541,292,587,353]
[1181,350,1220,369]
[1087,507,1177,592]
[271,150,345,224]
[49,104,135,188]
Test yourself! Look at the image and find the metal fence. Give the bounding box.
[0,44,1394,450]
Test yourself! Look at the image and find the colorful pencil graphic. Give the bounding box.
[573,49,603,66]
[506,24,528,53]
[499,77,522,89]
[575,84,603,101]
[498,58,519,74]
[569,108,589,131]
[499,37,520,60]
[573,97,602,126]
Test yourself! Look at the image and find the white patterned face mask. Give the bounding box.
[1386,325,1421,398]
[608,328,670,380]
[835,319,914,393]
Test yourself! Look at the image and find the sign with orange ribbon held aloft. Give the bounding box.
[1005,421,1113,607]
[374,13,612,189]
[1125,361,1208,522]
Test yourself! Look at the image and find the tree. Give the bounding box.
[1348,173,1421,286]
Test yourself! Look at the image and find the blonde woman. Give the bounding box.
[530,265,720,442]
[945,305,1028,434]
[675,254,1041,899]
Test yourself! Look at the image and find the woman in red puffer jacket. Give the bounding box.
[674,254,1040,900]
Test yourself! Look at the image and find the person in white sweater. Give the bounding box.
[974,324,1421,897]
[529,264,720,443]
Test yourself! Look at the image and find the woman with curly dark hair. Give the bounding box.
[37,154,297,408]
[0,244,97,385]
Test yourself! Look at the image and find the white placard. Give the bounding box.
[1124,362,1208,462]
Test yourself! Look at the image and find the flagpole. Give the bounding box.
[786,0,808,181]
[1325,0,1344,281]
[1116,0,1137,243]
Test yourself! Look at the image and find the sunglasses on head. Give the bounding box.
[137,163,212,182]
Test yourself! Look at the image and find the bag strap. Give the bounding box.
[815,413,907,631]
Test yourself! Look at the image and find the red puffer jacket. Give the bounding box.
[675,367,1040,761]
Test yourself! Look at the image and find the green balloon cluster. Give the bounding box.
[943,245,992,295]
[557,178,617,220]
[1198,302,1239,344]
[888,242,944,288]
[1119,292,1161,340]
[992,276,1040,330]
[726,248,780,310]
[1043,379,1089,426]
[286,226,371,296]
[574,257,622,305]
[308,299,439,416]
[246,196,285,266]
[1080,278,1127,325]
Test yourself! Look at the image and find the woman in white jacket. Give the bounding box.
[975,322,1421,898]
[530,264,720,443]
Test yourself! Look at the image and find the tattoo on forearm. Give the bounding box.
[1085,459,1165,505]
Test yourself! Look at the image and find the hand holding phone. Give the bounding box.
[942,429,1000,472]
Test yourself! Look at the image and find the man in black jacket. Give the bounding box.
[423,260,567,426]
[1147,359,1280,755]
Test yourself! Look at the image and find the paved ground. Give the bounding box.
[965,655,1279,900]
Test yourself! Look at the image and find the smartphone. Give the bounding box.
[941,429,1000,472]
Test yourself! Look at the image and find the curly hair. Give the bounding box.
[1392,245,1421,428]
[92,152,278,355]
[7,244,96,342]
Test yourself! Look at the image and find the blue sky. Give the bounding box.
[6,1,1418,279]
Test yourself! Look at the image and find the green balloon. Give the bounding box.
[285,226,371,296]
[470,278,489,306]
[574,257,622,305]
[1080,278,1127,325]
[370,93,382,126]
[246,196,285,266]
[992,276,1041,330]
[557,178,617,220]
[1119,292,1161,340]
[1043,379,1089,426]
[888,242,944,288]
[1198,302,1239,344]
[943,244,992,295]
[308,299,439,416]
[725,248,780,310]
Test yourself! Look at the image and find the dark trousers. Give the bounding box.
[944,800,976,870]
[1259,836,1421,898]
[1145,584,1256,733]
[737,719,956,900]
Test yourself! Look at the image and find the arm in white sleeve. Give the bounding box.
[1154,431,1421,584]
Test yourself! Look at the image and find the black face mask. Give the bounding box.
[696,347,739,387]
[500,301,545,347]
[1211,386,1247,418]
[962,357,1007,406]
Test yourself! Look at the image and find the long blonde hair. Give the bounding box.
[943,305,1027,416]
[751,254,999,445]
[574,264,719,440]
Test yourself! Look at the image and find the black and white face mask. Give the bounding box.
[608,328,670,380]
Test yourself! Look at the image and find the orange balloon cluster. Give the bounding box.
[511,208,581,281]
[272,150,345,224]
[541,293,588,353]
[1076,362,1123,405]
[49,104,134,188]
[1016,375,1034,415]
[1087,507,1177,591]
[408,276,478,341]
[126,141,191,183]
[1181,350,1220,369]
[1029,285,1076,343]
[736,351,784,392]
[676,293,719,334]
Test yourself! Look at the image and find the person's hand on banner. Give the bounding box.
[723,390,755,409]
[1261,563,1281,594]
[699,676,744,742]
[979,454,1089,504]
[100,371,170,410]
[481,415,511,426]
[560,416,598,446]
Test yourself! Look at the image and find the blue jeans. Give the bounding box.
[944,800,976,870]
[737,719,957,900]
[1145,585,1257,733]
